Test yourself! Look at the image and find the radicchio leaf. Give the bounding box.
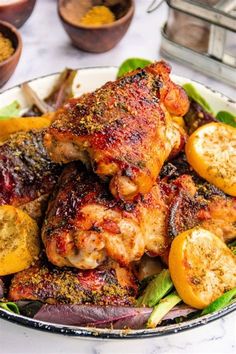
[162,304,197,320]
[34,305,152,329]
[34,304,198,329]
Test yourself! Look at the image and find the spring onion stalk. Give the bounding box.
[147,291,182,328]
[137,269,173,307]
[201,288,236,316]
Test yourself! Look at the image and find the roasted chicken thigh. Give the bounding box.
[9,258,137,306]
[44,61,189,200]
[42,163,169,269]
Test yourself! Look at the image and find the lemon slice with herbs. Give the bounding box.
[185,122,236,196]
[0,205,40,276]
[169,227,236,309]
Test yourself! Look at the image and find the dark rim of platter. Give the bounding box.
[0,302,236,339]
[0,67,235,338]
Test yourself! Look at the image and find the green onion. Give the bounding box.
[201,288,236,316]
[137,269,173,307]
[147,291,182,328]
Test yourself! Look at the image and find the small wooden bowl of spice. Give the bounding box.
[0,0,36,28]
[58,0,135,53]
[0,20,22,88]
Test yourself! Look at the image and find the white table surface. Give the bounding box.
[0,1,235,353]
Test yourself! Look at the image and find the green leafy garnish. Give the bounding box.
[0,301,20,314]
[201,288,236,316]
[137,269,173,307]
[183,83,213,114]
[147,291,182,328]
[0,101,21,120]
[117,58,152,78]
[216,111,236,127]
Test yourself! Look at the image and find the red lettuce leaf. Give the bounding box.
[34,305,152,329]
[162,304,197,320]
[34,304,197,329]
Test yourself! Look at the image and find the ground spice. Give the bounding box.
[80,6,115,26]
[0,32,14,63]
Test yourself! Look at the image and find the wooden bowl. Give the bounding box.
[0,21,22,88]
[58,0,135,53]
[0,0,36,28]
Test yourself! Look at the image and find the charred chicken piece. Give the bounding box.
[44,61,189,201]
[9,258,137,306]
[160,154,236,243]
[0,130,62,221]
[42,163,169,269]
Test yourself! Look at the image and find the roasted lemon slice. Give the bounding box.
[0,113,54,143]
[169,227,236,309]
[0,205,40,276]
[185,122,236,196]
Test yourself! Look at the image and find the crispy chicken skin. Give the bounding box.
[44,61,189,200]
[0,130,61,221]
[42,163,169,269]
[9,258,137,306]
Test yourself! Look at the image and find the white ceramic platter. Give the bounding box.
[0,67,235,339]
[0,67,235,114]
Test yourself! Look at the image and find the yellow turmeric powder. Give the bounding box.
[0,32,14,63]
[80,6,115,26]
